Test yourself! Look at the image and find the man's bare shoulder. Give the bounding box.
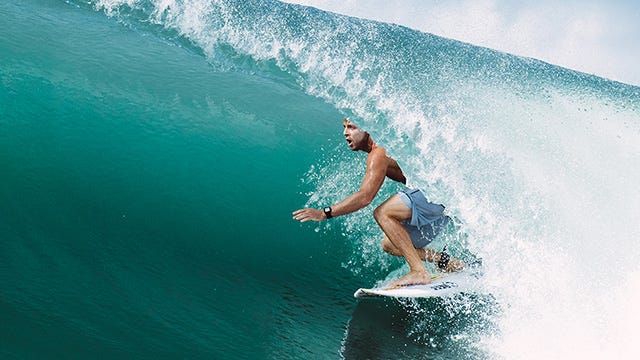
[366,146,390,170]
[369,145,387,158]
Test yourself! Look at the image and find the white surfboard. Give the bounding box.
[354,271,481,298]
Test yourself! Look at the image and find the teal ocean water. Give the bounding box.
[2,1,640,359]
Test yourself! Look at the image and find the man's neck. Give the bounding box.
[363,137,375,153]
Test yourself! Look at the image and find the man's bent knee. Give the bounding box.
[373,205,385,222]
[381,237,394,254]
[374,194,412,223]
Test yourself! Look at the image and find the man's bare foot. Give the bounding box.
[445,258,465,272]
[386,270,432,289]
[424,248,465,272]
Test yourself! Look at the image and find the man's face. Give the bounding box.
[343,119,368,151]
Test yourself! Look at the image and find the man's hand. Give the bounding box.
[292,208,326,222]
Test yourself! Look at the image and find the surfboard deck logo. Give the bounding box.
[354,271,480,298]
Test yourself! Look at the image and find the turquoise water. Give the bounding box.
[2,1,639,359]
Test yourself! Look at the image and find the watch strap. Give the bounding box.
[323,206,333,219]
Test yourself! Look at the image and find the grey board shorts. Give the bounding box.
[397,189,449,248]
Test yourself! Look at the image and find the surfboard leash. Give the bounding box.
[437,245,451,270]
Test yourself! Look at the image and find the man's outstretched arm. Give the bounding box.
[293,147,388,222]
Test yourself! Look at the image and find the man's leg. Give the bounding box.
[373,194,432,287]
[381,236,427,260]
[382,237,465,272]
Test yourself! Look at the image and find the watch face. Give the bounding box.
[324,207,331,213]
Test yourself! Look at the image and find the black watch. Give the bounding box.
[323,206,333,219]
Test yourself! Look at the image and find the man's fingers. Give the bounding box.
[293,209,309,221]
[292,208,318,222]
[292,208,309,216]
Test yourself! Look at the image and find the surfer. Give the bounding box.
[293,119,464,288]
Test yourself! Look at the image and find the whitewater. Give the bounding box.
[1,0,639,359]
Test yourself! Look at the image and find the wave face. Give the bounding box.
[2,0,639,359]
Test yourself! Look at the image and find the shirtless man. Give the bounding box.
[293,119,463,288]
